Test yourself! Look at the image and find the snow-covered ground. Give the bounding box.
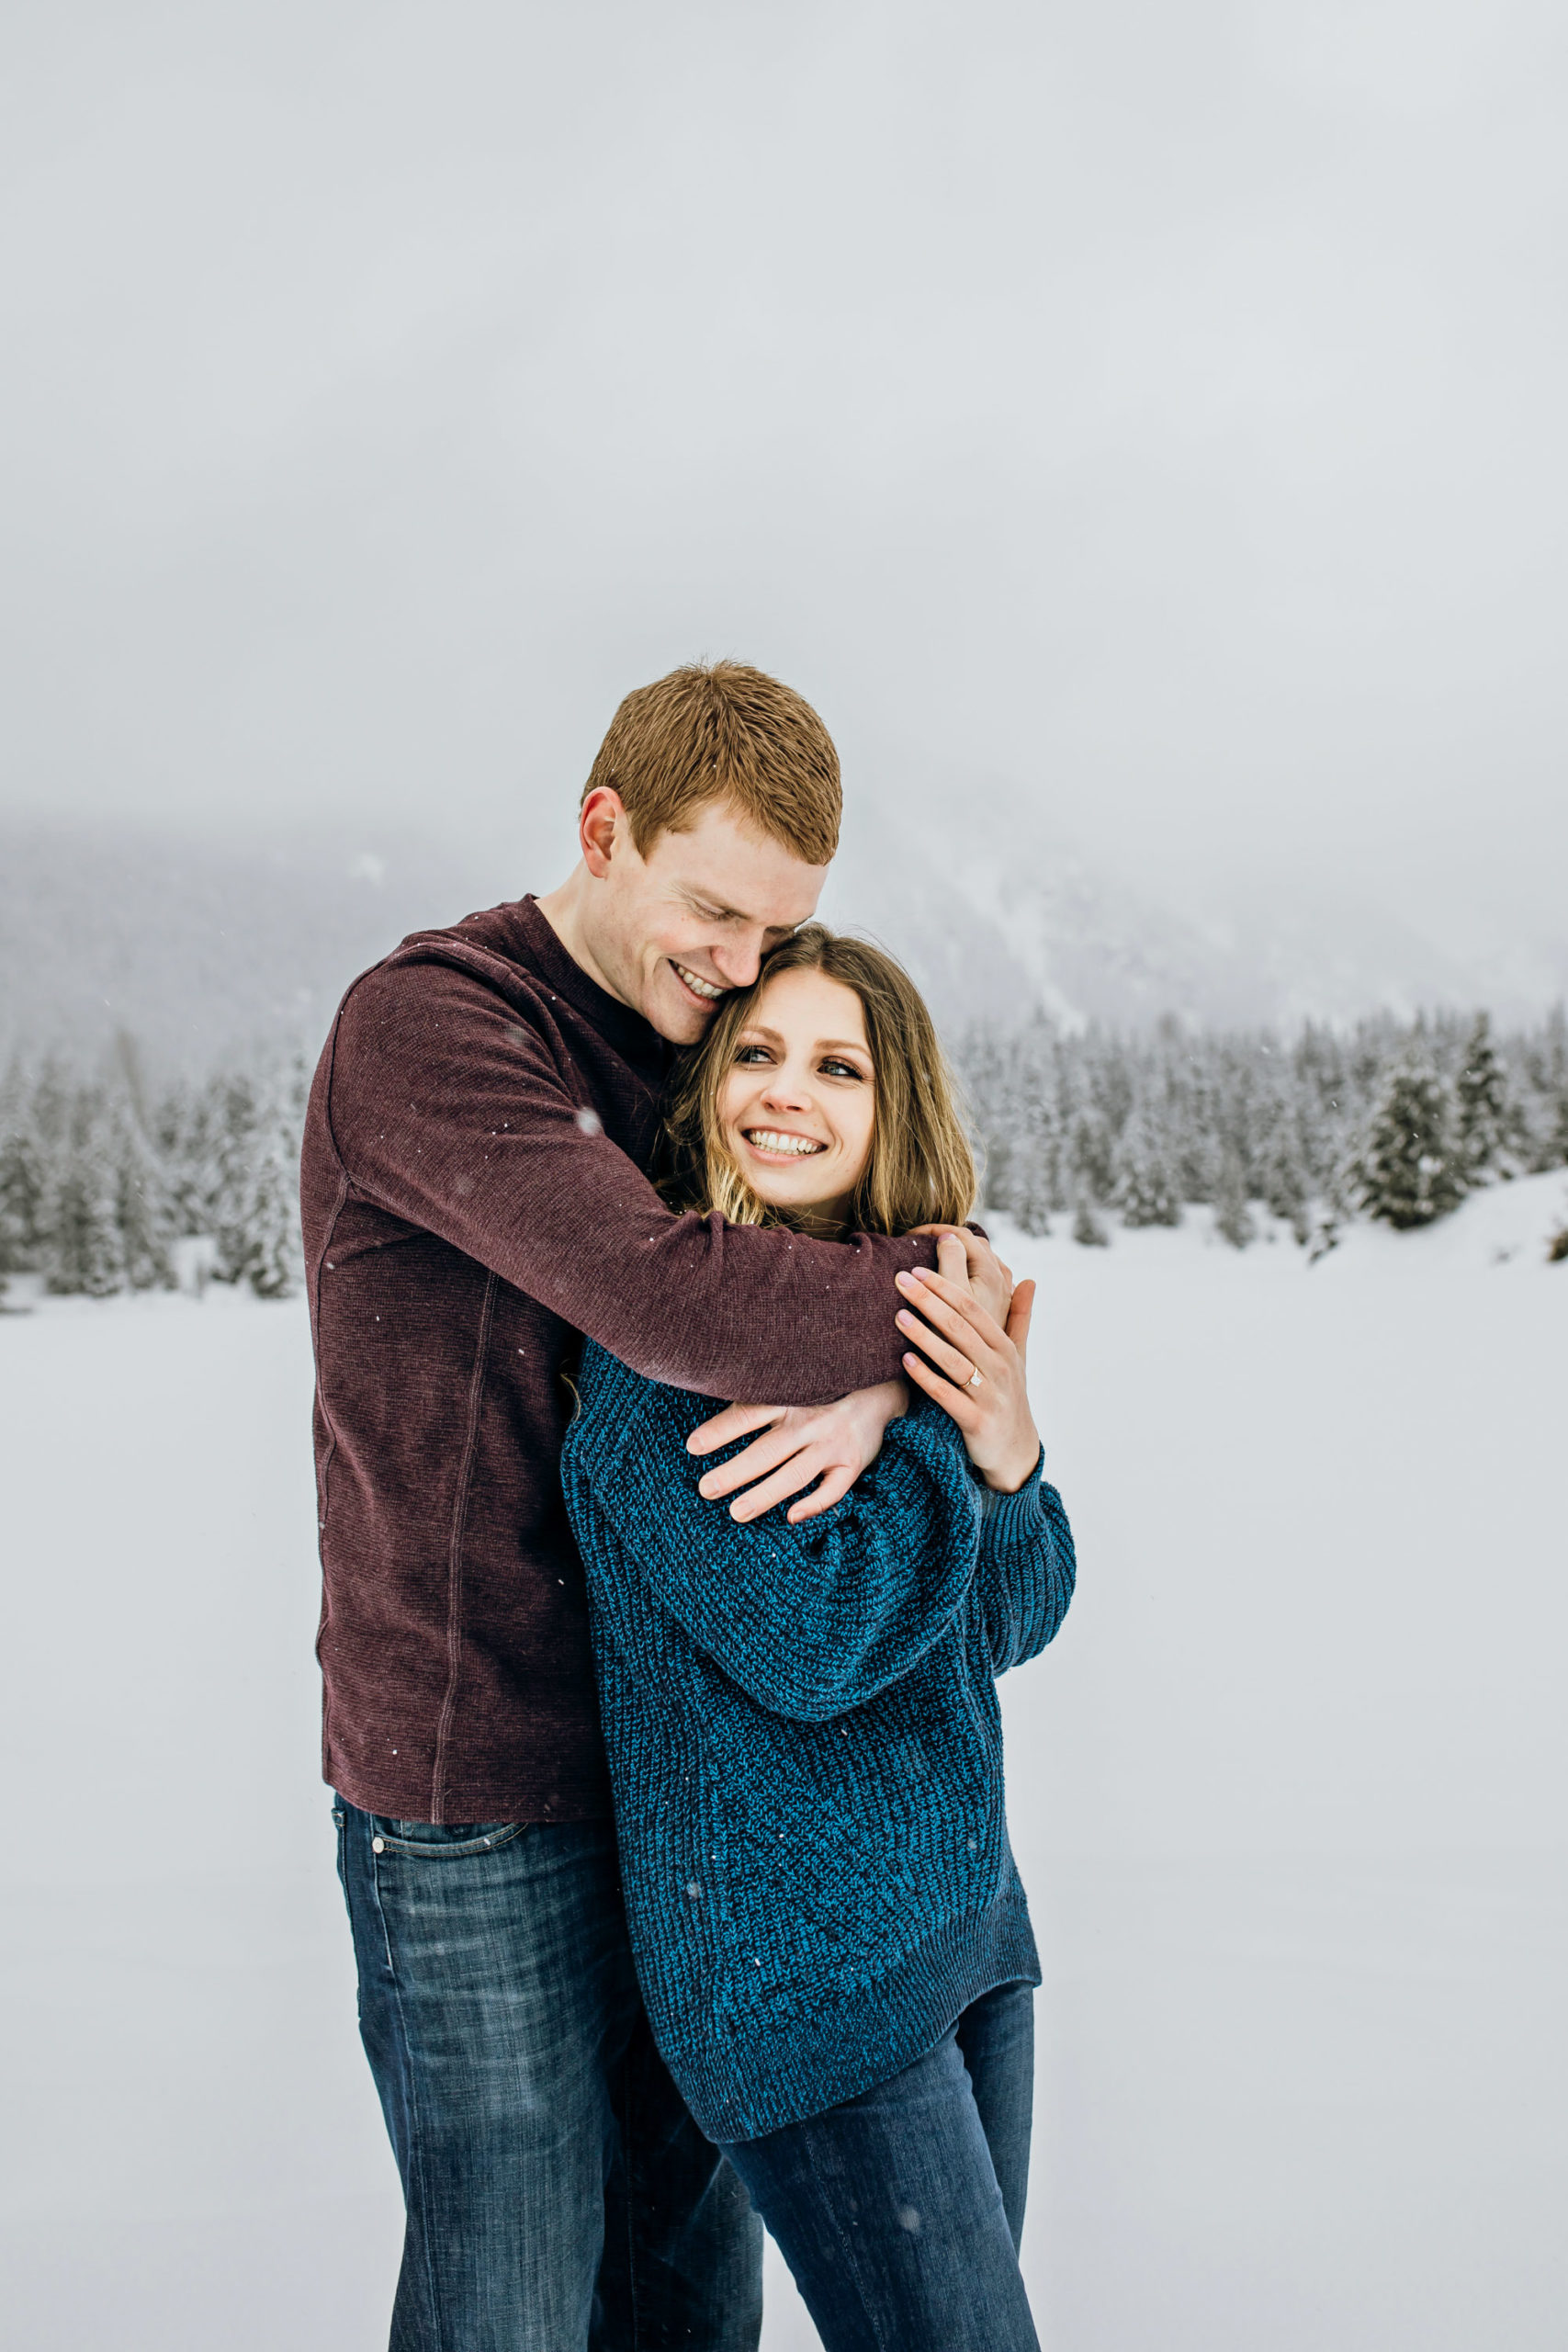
[1,1175,1564,2349]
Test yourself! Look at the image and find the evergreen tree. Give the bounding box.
[209,1073,261,1280]
[1011,1143,1055,1238]
[48,1091,123,1295]
[1213,1146,1256,1249]
[1355,1054,1464,1227]
[1111,1099,1181,1227]
[0,1065,47,1273]
[1256,1084,1312,1241]
[1010,1059,1065,1236]
[1071,1191,1109,1247]
[152,1080,215,1238]
[1067,1108,1114,1205]
[1524,1007,1568,1172]
[110,1097,175,1290]
[235,1080,305,1299]
[1454,1012,1511,1183]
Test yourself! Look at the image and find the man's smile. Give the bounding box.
[671,960,724,1004]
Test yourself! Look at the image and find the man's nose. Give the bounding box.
[709,933,767,989]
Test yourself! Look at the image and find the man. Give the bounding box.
[303,661,1003,2349]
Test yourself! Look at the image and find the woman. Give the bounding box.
[560,926,1075,2352]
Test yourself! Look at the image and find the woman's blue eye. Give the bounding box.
[735,1046,771,1064]
[822,1059,863,1080]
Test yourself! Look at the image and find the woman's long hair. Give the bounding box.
[659,925,976,1235]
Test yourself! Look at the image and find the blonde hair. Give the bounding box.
[660,926,976,1235]
[582,661,840,865]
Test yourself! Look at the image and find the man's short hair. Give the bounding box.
[583,661,840,866]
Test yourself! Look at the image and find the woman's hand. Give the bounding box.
[894,1232,1041,1493]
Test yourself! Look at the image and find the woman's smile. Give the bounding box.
[740,1127,829,1159]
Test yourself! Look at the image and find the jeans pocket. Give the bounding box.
[368,1818,526,1860]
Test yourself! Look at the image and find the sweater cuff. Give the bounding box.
[976,1447,1045,1535]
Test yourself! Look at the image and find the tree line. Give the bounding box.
[0,1045,308,1299]
[2,1006,1565,1301]
[956,1006,1568,1253]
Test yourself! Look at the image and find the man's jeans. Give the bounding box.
[720,1982,1039,2352]
[334,1800,762,2351]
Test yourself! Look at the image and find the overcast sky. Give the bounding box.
[4,0,1566,962]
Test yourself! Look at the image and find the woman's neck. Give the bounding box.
[781,1193,852,1241]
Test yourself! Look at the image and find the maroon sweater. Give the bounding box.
[302,896,942,1824]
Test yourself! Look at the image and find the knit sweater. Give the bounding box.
[560,1340,1076,2143]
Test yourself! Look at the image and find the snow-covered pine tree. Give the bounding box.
[1111,1097,1181,1227]
[1168,1057,1224,1204]
[1523,1006,1568,1173]
[1454,1012,1512,1184]
[1011,1038,1066,1235]
[231,1062,306,1298]
[1256,1080,1312,1241]
[1213,1145,1255,1249]
[1067,1107,1114,1207]
[152,1080,212,1240]
[110,1094,175,1290]
[47,1088,123,1295]
[242,1125,303,1297]
[1355,1052,1465,1227]
[960,1025,1019,1213]
[1071,1191,1109,1247]
[1011,1134,1055,1237]
[0,1063,48,1273]
[209,1073,261,1281]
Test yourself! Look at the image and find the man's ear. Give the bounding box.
[580,786,628,880]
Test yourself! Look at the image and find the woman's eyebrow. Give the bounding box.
[735,1026,871,1057]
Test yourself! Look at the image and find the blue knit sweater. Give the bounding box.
[560,1340,1076,2143]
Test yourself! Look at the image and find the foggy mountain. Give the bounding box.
[1,810,1560,1074]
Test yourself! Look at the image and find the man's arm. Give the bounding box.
[563,1349,982,1722]
[321,956,941,1406]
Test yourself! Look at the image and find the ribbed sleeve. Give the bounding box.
[976,1453,1077,1675]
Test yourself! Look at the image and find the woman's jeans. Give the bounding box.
[720,1982,1040,2352]
[333,1799,762,2352]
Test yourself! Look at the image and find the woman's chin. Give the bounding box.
[750,1178,820,1212]
[745,1168,837,1220]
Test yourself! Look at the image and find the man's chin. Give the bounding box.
[646,968,720,1045]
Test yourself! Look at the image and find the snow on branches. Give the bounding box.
[957,1006,1568,1249]
[3,1002,1566,1297]
[0,1046,309,1299]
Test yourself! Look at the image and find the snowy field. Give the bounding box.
[2,1176,1564,2350]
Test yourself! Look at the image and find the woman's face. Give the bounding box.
[716,965,877,1231]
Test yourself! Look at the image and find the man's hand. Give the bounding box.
[685,1380,909,1525]
[907,1225,1012,1325]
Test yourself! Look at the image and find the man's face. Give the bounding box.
[582,797,829,1044]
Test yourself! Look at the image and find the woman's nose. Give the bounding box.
[760,1070,814,1111]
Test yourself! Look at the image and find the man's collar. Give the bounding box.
[513,895,672,1077]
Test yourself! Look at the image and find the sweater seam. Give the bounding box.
[431,1268,498,1822]
[310,1012,354,1780]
